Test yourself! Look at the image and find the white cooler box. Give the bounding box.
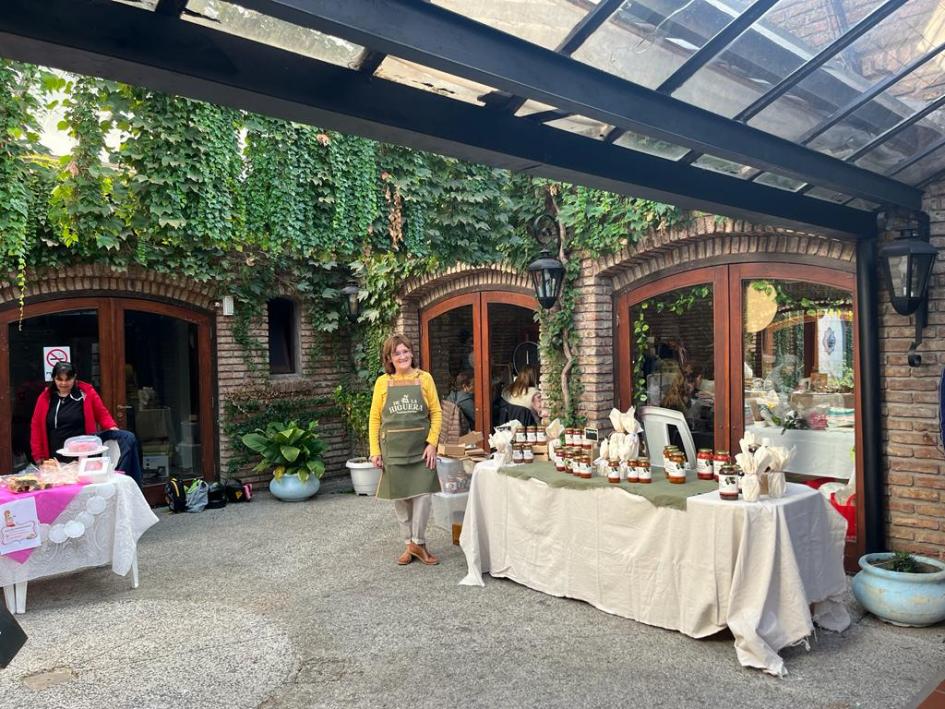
[436,456,471,494]
[431,492,469,532]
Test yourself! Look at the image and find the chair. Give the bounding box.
[104,439,121,468]
[640,406,697,470]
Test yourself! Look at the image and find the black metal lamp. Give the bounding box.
[341,281,361,321]
[527,214,566,310]
[878,217,938,366]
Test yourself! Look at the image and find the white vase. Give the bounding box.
[346,458,382,496]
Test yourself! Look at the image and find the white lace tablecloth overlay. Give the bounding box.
[459,461,850,676]
[1,475,158,613]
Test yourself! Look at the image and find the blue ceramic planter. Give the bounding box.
[269,473,320,502]
[852,553,945,627]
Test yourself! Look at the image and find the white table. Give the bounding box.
[460,461,850,676]
[745,424,855,480]
[1,475,158,614]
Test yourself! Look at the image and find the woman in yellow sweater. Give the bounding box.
[369,334,442,566]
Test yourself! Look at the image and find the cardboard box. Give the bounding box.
[438,431,485,458]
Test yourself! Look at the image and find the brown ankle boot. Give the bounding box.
[407,542,439,565]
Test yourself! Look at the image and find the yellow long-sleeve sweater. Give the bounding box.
[369,370,442,458]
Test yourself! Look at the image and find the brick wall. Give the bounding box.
[878,180,945,559]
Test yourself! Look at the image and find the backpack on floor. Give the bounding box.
[224,478,252,503]
[164,477,188,513]
[206,481,228,509]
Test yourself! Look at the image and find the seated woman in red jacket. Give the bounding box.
[31,361,143,485]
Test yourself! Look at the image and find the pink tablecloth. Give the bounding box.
[0,482,89,563]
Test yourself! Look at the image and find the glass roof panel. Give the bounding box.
[806,186,854,204]
[514,99,559,118]
[748,0,945,140]
[572,0,751,90]
[807,85,945,161]
[374,57,495,105]
[545,114,613,140]
[754,172,804,191]
[612,130,689,160]
[853,110,945,174]
[692,154,755,178]
[673,0,884,118]
[113,0,159,9]
[893,148,945,185]
[184,0,363,65]
[845,198,881,211]
[432,0,587,50]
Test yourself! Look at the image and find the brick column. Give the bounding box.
[573,258,615,434]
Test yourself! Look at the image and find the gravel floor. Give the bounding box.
[3,485,944,708]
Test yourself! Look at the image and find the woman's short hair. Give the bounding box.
[49,361,77,393]
[381,334,417,375]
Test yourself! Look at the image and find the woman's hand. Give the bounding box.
[371,455,383,469]
[423,443,437,470]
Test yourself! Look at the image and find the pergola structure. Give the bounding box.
[3,0,944,550]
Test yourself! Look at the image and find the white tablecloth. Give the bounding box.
[745,424,855,480]
[0,475,158,587]
[460,461,850,676]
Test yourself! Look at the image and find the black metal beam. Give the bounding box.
[856,235,884,553]
[235,0,920,210]
[0,0,876,237]
[734,0,907,122]
[847,93,945,163]
[657,0,780,96]
[353,49,385,74]
[154,0,188,17]
[798,40,945,147]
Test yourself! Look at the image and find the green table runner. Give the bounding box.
[497,461,717,511]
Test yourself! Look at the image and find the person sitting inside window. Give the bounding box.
[444,370,476,433]
[496,365,540,427]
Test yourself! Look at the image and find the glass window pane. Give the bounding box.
[673,0,885,118]
[9,310,100,470]
[184,0,364,66]
[893,146,945,185]
[755,172,805,191]
[432,0,587,49]
[375,57,495,105]
[629,284,715,451]
[692,154,755,178]
[742,279,855,486]
[613,129,690,160]
[113,0,159,9]
[806,185,854,203]
[853,111,945,174]
[427,306,477,433]
[845,198,880,210]
[490,303,541,428]
[748,0,945,140]
[545,114,613,140]
[515,99,558,117]
[573,0,751,90]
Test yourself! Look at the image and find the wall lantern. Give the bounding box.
[878,216,938,367]
[341,281,361,322]
[527,213,566,310]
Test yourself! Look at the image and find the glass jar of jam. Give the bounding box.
[718,463,740,500]
[636,457,652,483]
[607,460,620,483]
[523,445,534,464]
[515,428,527,444]
[667,452,687,483]
[536,428,547,444]
[697,449,714,480]
[564,428,576,446]
[526,426,537,444]
[581,456,593,479]
[554,456,566,473]
[512,444,524,464]
[625,459,639,483]
[713,450,731,481]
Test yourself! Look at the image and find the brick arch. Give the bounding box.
[0,264,218,312]
[592,215,856,295]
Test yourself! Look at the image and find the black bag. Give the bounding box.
[224,478,252,503]
[164,477,188,513]
[0,605,27,668]
[206,482,228,509]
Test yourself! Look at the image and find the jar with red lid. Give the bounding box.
[713,450,731,481]
[697,449,714,480]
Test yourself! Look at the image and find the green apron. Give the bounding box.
[376,375,441,500]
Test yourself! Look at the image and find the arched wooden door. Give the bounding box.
[420,291,538,445]
[1,297,215,505]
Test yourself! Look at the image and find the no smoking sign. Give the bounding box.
[43,346,71,381]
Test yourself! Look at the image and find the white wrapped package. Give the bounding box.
[742,472,761,502]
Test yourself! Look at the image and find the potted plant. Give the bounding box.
[241,420,326,502]
[335,384,382,496]
[852,551,945,627]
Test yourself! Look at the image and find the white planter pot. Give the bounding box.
[346,458,382,496]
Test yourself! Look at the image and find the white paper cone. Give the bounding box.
[767,472,786,498]
[742,473,761,502]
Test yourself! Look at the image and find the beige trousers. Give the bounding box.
[393,494,432,545]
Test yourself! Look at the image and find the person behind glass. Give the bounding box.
[369,334,443,566]
[30,362,144,485]
[444,370,475,433]
[501,365,539,425]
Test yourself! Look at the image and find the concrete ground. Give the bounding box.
[3,484,945,709]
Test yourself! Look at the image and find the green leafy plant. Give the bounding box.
[241,419,326,482]
[875,551,921,573]
[334,383,373,458]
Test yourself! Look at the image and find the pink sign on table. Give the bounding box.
[0,482,89,563]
